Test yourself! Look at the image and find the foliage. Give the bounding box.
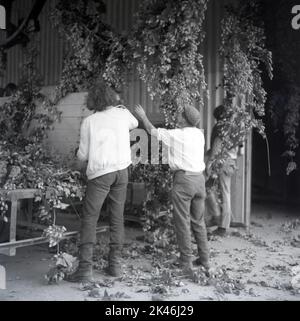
[50,0,209,251]
[130,163,175,247]
[208,0,273,179]
[125,0,209,249]
[43,225,67,248]
[45,252,77,284]
[269,85,300,175]
[0,36,85,284]
[0,38,85,236]
[264,0,300,174]
[128,0,208,127]
[50,0,129,95]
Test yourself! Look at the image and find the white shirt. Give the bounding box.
[156,127,206,172]
[77,106,138,180]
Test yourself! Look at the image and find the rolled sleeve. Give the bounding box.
[77,119,89,161]
[124,109,138,130]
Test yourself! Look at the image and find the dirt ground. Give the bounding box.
[0,202,300,301]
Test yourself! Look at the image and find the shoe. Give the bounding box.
[178,255,194,273]
[212,227,227,237]
[106,247,122,277]
[105,265,121,277]
[65,264,94,283]
[193,258,210,270]
[65,243,94,283]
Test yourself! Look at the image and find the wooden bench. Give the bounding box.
[0,188,108,256]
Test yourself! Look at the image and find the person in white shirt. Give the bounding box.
[67,80,138,283]
[135,103,210,271]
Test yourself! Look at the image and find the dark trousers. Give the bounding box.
[171,171,209,263]
[80,169,128,252]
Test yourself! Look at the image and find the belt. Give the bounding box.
[175,170,203,176]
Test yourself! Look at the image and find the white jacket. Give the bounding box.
[77,106,138,180]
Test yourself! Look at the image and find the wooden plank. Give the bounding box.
[8,189,40,200]
[0,189,57,201]
[0,225,109,253]
[0,189,39,201]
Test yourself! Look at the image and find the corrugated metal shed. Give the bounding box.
[0,0,251,226]
[0,0,224,148]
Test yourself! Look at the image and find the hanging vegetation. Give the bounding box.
[129,0,209,127]
[50,0,129,97]
[126,0,209,247]
[0,38,85,228]
[265,0,300,175]
[208,0,273,179]
[0,0,274,262]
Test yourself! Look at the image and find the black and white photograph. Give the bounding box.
[0,0,300,305]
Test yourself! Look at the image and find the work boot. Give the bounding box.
[65,243,94,283]
[178,255,194,274]
[212,227,227,237]
[105,247,122,277]
[193,258,210,270]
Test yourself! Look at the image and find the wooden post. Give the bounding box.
[9,198,18,256]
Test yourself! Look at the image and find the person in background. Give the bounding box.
[205,105,242,237]
[3,83,17,96]
[66,79,138,283]
[135,103,210,271]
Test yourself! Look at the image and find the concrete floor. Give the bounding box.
[0,202,299,301]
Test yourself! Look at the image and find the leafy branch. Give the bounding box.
[209,0,273,179]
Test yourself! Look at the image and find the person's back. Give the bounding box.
[157,126,205,172]
[80,107,137,180]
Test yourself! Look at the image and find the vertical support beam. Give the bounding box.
[9,198,17,256]
[244,131,252,229]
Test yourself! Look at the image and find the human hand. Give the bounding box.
[134,104,147,120]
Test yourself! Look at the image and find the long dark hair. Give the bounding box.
[86,78,121,111]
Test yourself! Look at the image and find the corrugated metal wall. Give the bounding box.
[103,0,225,149]
[1,0,251,225]
[0,0,64,88]
[0,0,224,149]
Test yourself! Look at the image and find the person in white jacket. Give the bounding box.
[67,80,138,283]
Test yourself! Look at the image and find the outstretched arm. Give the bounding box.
[134,104,158,136]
